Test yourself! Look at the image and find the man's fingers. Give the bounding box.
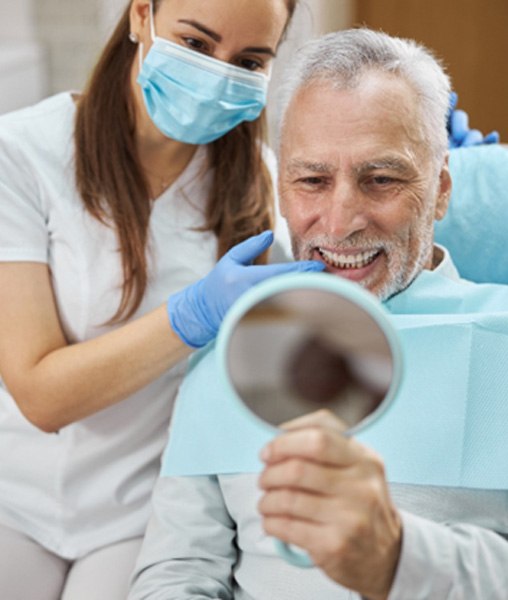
[260,425,363,467]
[279,409,348,434]
[258,459,352,496]
[258,488,332,522]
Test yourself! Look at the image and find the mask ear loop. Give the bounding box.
[149,0,156,41]
[138,41,145,72]
[138,0,156,72]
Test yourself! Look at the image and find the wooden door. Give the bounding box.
[354,0,508,140]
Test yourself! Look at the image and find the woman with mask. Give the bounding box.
[0,1,325,598]
[0,0,498,597]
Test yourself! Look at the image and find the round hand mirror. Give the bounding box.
[216,272,403,566]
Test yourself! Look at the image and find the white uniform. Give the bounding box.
[0,92,290,559]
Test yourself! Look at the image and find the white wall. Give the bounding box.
[0,0,36,40]
[32,0,104,93]
[99,0,130,39]
[0,0,48,114]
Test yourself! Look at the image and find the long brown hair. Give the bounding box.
[75,0,298,322]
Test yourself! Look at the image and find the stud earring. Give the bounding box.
[129,32,139,43]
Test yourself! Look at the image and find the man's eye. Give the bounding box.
[371,176,395,185]
[299,177,324,186]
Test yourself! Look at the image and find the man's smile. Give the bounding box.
[317,247,381,270]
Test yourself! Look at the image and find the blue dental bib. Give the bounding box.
[162,269,508,489]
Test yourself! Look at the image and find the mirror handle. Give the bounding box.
[273,538,314,568]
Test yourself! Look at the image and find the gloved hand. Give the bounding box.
[447,91,500,148]
[167,230,325,348]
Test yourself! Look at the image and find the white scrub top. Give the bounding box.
[0,93,290,559]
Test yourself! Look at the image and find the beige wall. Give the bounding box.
[311,0,355,34]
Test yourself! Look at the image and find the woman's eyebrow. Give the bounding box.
[243,46,276,57]
[177,19,276,57]
[178,19,222,42]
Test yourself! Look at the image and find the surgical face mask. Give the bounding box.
[136,3,270,144]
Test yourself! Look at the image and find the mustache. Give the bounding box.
[297,233,406,256]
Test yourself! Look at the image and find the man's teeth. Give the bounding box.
[319,248,379,269]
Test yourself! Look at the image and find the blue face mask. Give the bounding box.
[136,4,270,145]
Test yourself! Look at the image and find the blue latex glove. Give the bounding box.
[447,91,499,148]
[167,230,325,348]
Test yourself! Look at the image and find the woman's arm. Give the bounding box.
[0,261,190,432]
[0,234,323,432]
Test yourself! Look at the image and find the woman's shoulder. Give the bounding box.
[0,92,77,177]
[0,92,76,152]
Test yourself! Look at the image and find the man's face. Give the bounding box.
[279,73,451,300]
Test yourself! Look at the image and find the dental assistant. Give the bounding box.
[0,1,324,598]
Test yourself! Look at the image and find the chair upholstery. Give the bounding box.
[436,145,508,284]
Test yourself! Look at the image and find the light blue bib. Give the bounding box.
[162,270,508,489]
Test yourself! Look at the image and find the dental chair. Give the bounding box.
[436,145,508,284]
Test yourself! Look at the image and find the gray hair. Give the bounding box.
[278,28,451,161]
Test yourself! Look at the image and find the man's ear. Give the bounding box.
[434,155,452,221]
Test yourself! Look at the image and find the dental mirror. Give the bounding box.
[217,272,402,568]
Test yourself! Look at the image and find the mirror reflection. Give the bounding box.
[227,288,394,431]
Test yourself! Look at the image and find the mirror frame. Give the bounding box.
[216,272,403,436]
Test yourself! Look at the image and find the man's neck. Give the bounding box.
[431,245,444,270]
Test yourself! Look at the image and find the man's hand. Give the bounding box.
[258,410,402,600]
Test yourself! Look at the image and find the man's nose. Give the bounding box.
[324,183,369,238]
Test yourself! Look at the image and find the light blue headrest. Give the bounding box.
[436,145,508,284]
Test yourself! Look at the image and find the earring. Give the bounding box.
[129,32,139,44]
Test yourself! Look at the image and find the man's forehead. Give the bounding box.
[280,75,425,171]
[282,74,421,136]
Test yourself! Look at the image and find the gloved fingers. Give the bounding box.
[448,104,500,148]
[448,109,469,146]
[226,231,274,265]
[247,260,325,284]
[483,131,500,144]
[461,128,484,147]
[448,91,458,113]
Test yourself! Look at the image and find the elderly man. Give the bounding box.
[129,29,508,600]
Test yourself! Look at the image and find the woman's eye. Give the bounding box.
[238,57,263,72]
[183,37,208,53]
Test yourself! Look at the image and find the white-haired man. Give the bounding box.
[129,29,508,600]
